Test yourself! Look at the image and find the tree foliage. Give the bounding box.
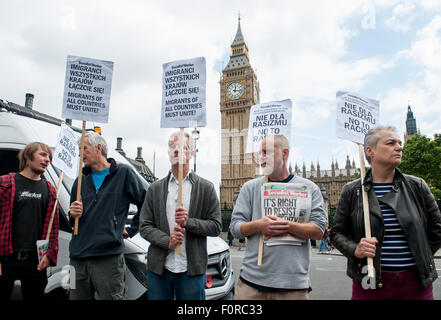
[400,133,441,202]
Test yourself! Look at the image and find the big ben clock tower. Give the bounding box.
[220,16,260,211]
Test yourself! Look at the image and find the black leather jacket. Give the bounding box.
[330,168,441,289]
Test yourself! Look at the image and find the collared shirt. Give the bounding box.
[165,171,192,273]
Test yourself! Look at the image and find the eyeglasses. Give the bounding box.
[258,149,275,157]
[168,143,190,151]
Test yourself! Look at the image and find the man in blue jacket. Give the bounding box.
[68,132,146,300]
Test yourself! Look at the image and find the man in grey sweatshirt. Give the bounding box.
[230,135,327,299]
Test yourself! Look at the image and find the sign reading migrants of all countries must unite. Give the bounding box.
[52,123,79,179]
[246,99,292,153]
[336,91,379,145]
[160,57,206,128]
[61,55,114,123]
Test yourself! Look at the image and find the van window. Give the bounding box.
[0,148,72,233]
[52,166,75,197]
[0,149,19,175]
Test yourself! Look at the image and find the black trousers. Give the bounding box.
[0,256,47,300]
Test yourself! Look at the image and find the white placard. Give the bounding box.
[246,99,292,153]
[61,55,114,123]
[160,57,206,128]
[336,91,379,145]
[52,123,79,178]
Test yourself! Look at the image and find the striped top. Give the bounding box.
[373,183,416,272]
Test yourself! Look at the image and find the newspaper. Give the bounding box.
[261,183,312,246]
[36,239,49,263]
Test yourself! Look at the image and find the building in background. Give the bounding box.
[218,18,361,221]
[220,16,260,212]
[404,104,418,142]
[292,156,360,222]
[115,137,156,183]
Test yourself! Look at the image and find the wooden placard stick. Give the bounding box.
[74,120,86,235]
[176,128,185,255]
[358,144,375,278]
[257,175,269,266]
[46,171,63,240]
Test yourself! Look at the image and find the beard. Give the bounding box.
[30,166,45,176]
[261,163,275,176]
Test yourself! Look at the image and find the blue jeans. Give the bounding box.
[147,269,206,300]
[319,239,330,252]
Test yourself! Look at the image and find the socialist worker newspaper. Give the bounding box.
[261,183,312,246]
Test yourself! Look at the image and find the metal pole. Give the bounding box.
[194,139,197,172]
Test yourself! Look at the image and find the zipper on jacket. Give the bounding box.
[113,216,117,230]
[356,188,361,235]
[371,208,385,287]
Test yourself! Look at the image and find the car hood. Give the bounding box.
[125,234,229,255]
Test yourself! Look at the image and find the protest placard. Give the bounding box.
[261,183,312,246]
[161,57,206,128]
[336,90,379,279]
[336,91,379,145]
[52,123,79,179]
[246,99,292,153]
[61,55,114,123]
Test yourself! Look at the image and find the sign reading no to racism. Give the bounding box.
[246,99,292,153]
[52,123,79,178]
[336,91,379,145]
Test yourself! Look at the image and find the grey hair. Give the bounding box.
[169,131,195,151]
[364,125,398,164]
[79,131,108,157]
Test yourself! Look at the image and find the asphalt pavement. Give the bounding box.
[228,244,441,300]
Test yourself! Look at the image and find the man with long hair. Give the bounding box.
[0,142,59,300]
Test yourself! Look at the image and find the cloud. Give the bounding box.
[1,0,439,192]
[384,1,418,32]
[383,15,441,135]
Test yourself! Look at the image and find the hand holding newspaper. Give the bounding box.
[261,182,312,246]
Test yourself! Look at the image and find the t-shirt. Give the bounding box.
[91,167,110,191]
[373,183,416,272]
[12,173,49,252]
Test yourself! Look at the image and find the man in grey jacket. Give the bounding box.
[230,135,327,300]
[139,131,221,300]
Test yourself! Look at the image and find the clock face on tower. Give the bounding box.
[226,82,244,100]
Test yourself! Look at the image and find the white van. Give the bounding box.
[0,99,234,300]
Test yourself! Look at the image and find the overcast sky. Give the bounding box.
[1,0,441,191]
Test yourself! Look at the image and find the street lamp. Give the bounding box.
[192,128,200,172]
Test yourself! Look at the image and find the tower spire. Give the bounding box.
[232,13,245,46]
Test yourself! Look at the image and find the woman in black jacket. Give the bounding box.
[330,126,441,300]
